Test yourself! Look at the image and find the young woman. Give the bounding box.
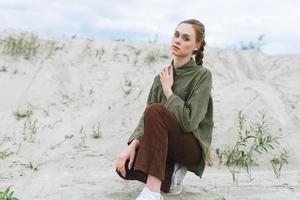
[115,19,214,200]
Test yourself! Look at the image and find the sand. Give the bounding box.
[0,30,299,199]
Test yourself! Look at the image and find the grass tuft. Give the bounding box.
[216,110,286,183]
[0,186,19,200]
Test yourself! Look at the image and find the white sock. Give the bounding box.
[144,187,161,198]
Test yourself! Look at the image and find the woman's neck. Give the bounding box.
[173,56,191,69]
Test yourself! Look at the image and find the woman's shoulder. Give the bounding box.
[197,65,212,74]
[193,66,212,82]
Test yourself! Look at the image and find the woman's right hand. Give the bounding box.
[116,145,136,177]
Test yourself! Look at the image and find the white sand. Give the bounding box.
[0,30,299,199]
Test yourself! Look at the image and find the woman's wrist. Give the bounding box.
[129,139,140,149]
[165,89,173,99]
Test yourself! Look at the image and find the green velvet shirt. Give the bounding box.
[127,57,214,178]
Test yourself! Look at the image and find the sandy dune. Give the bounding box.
[0,30,299,199]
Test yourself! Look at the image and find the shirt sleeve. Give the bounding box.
[127,77,157,145]
[164,70,212,133]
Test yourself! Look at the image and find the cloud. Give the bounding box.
[0,0,299,54]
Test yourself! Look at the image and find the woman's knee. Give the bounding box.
[145,103,165,115]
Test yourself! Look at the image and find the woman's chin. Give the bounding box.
[171,49,181,56]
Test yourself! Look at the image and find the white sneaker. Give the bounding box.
[135,187,164,200]
[169,163,187,195]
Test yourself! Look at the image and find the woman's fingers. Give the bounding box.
[116,148,136,177]
[117,162,126,177]
[116,158,126,177]
[128,150,136,170]
[128,158,133,170]
[168,66,173,76]
[120,166,126,177]
[160,65,171,77]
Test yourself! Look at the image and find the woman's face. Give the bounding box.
[170,23,200,57]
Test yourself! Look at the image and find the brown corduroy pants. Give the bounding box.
[116,103,202,193]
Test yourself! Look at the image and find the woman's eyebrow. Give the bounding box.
[175,30,191,38]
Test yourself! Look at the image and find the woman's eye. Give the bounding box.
[174,32,179,37]
[183,36,189,41]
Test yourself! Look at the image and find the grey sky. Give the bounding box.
[1,0,299,55]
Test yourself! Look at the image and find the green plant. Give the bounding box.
[145,50,158,65]
[271,148,288,178]
[95,48,105,59]
[0,32,40,59]
[159,52,170,59]
[12,69,18,74]
[122,53,130,62]
[22,118,38,142]
[216,110,281,183]
[74,125,88,150]
[0,150,13,159]
[13,103,33,120]
[144,49,170,65]
[120,75,134,97]
[0,186,19,200]
[126,45,142,65]
[50,134,74,150]
[81,41,93,57]
[60,92,76,106]
[21,161,40,171]
[0,66,7,72]
[45,40,64,59]
[227,34,266,51]
[91,122,102,139]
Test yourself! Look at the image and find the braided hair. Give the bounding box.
[178,19,206,66]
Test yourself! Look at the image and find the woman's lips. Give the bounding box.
[172,45,180,50]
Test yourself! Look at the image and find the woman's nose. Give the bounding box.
[175,37,181,44]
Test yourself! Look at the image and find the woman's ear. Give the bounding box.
[193,42,200,52]
[195,41,201,50]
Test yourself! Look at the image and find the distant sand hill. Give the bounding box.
[0,30,299,199]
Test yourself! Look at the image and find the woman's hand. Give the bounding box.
[160,65,174,99]
[116,145,137,177]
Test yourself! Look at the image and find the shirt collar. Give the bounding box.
[171,57,199,76]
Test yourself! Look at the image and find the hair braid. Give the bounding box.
[195,39,206,65]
